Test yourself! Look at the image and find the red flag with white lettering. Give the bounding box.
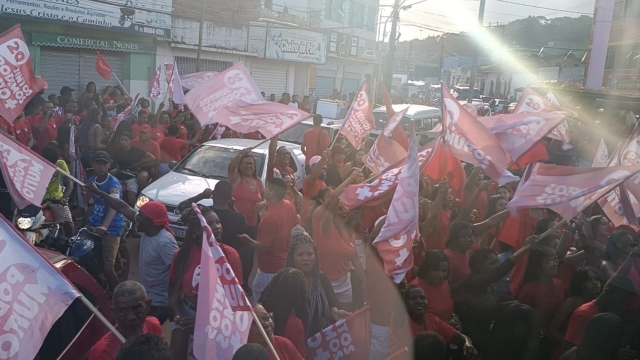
[509,163,640,221]
[186,62,264,127]
[440,83,518,185]
[372,124,419,283]
[0,25,46,123]
[149,65,162,101]
[363,107,409,174]
[339,141,437,210]
[306,306,371,360]
[95,51,113,81]
[0,131,57,209]
[340,82,375,149]
[191,204,252,360]
[0,215,81,360]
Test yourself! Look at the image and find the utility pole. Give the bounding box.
[195,0,206,72]
[438,36,445,82]
[384,0,400,89]
[467,0,486,103]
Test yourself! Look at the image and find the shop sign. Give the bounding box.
[0,0,171,38]
[265,28,327,64]
[327,31,377,63]
[32,33,155,53]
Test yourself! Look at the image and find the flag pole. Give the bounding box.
[112,73,130,97]
[56,166,85,186]
[251,311,281,360]
[79,295,126,343]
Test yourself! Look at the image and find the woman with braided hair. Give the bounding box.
[260,268,308,357]
[168,205,243,360]
[285,226,351,337]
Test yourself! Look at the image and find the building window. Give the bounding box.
[349,1,366,28]
[366,6,378,32]
[175,57,233,75]
[618,48,640,69]
[624,0,640,18]
[605,46,617,69]
[325,0,345,23]
[613,1,624,20]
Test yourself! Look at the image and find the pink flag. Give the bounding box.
[213,124,226,140]
[149,65,162,101]
[185,62,264,127]
[340,82,375,149]
[372,124,419,283]
[170,65,186,106]
[191,204,252,360]
[306,306,371,360]
[363,107,409,174]
[339,142,436,210]
[0,215,80,360]
[513,88,574,149]
[0,25,46,124]
[114,93,140,130]
[0,132,57,209]
[164,63,174,86]
[181,71,218,90]
[440,83,518,185]
[210,100,311,139]
[509,163,640,221]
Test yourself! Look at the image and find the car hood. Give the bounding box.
[141,171,220,207]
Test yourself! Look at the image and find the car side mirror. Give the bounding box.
[168,161,178,170]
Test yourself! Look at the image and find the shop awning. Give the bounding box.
[32,33,155,54]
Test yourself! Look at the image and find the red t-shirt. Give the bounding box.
[301,177,327,224]
[29,114,58,154]
[303,128,330,165]
[158,137,189,163]
[88,317,163,360]
[424,211,451,251]
[409,278,454,322]
[256,200,299,274]
[169,244,244,297]
[232,178,264,227]
[271,336,304,360]
[0,117,14,135]
[150,126,166,142]
[267,164,295,180]
[463,186,488,222]
[312,206,357,281]
[444,249,470,303]
[132,139,161,161]
[284,314,306,358]
[132,123,141,140]
[564,300,600,347]
[517,278,566,325]
[410,313,458,343]
[13,118,32,147]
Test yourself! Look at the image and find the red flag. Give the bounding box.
[422,138,465,198]
[95,51,113,81]
[339,141,437,210]
[181,71,218,90]
[440,83,518,185]
[364,107,409,174]
[211,100,311,139]
[191,204,252,359]
[0,215,81,360]
[306,306,371,360]
[340,82,375,149]
[0,25,46,123]
[149,65,162,101]
[0,132,57,209]
[372,125,419,283]
[509,163,640,221]
[381,82,410,150]
[185,62,264,126]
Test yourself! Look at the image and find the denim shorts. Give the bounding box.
[172,298,198,331]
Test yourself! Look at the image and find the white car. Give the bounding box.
[137,138,306,239]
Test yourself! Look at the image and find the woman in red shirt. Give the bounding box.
[444,222,476,303]
[228,149,264,239]
[409,251,457,326]
[248,303,304,360]
[260,268,308,357]
[312,170,365,311]
[169,205,243,360]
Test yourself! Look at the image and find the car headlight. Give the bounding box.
[136,195,150,209]
[16,217,33,230]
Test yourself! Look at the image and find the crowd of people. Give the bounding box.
[2,81,640,360]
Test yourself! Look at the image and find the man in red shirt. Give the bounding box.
[0,116,14,136]
[88,280,162,360]
[30,101,58,154]
[301,114,330,170]
[239,178,299,300]
[158,124,197,176]
[266,136,295,180]
[11,112,34,148]
[564,274,636,350]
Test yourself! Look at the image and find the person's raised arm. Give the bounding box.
[464,166,482,199]
[228,149,250,188]
[321,169,362,212]
[37,111,53,134]
[472,209,509,235]
[421,180,449,239]
[86,182,136,221]
[455,180,491,226]
[177,189,212,212]
[266,136,279,171]
[301,131,308,156]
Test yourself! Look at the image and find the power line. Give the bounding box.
[495,0,592,15]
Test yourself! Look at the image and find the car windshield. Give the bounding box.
[175,145,266,179]
[279,122,315,144]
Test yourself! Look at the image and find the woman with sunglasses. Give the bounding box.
[247,302,304,360]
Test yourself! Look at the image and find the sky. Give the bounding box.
[378,0,595,40]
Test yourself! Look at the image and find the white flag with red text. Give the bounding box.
[114,94,140,130]
[340,82,375,149]
[150,65,162,101]
[0,132,57,209]
[372,124,419,283]
[306,307,371,360]
[363,107,409,174]
[192,204,252,360]
[181,71,218,90]
[0,215,80,360]
[169,65,186,106]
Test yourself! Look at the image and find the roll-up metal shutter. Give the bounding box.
[250,61,288,96]
[79,51,125,94]
[342,72,360,97]
[313,68,335,99]
[175,57,233,75]
[40,49,81,98]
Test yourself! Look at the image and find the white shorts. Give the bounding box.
[369,324,391,360]
[124,177,138,193]
[331,272,352,304]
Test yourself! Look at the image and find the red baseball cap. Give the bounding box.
[140,124,152,133]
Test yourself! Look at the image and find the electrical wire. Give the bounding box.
[495,0,592,15]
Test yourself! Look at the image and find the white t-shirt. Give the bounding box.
[288,102,299,109]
